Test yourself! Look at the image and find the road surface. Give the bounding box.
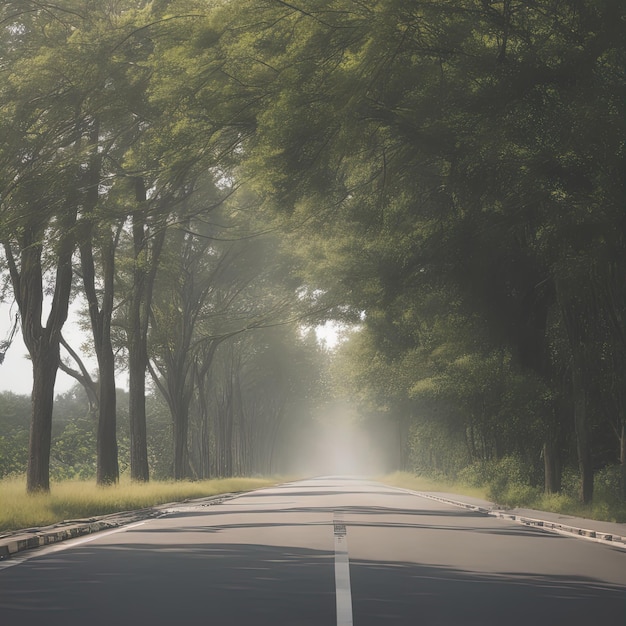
[1,477,625,625]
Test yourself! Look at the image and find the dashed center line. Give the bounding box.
[334,512,353,626]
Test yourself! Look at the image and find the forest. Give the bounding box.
[0,1,624,507]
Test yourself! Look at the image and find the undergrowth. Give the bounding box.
[380,471,491,501]
[381,463,626,524]
[0,475,280,534]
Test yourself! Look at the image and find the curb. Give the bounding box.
[414,491,626,549]
[0,518,121,560]
[491,511,623,545]
[0,492,239,561]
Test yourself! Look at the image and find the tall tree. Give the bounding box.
[147,184,300,479]
[201,0,625,501]
[0,2,86,492]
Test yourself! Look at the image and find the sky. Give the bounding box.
[0,303,343,397]
[0,301,94,396]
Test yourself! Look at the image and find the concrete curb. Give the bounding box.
[0,518,121,560]
[413,491,626,549]
[0,492,240,561]
[490,511,624,545]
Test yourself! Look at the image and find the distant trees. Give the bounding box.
[0,318,325,481]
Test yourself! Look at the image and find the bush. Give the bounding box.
[0,432,28,478]
[560,466,581,500]
[594,465,623,504]
[50,420,97,481]
[457,456,541,507]
[407,421,469,479]
[457,461,491,487]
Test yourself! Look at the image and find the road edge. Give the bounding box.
[0,491,240,561]
[392,487,626,550]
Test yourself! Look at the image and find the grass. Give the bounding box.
[4,470,624,535]
[530,492,626,524]
[0,475,282,534]
[379,471,626,524]
[379,471,491,501]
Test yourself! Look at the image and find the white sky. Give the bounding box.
[0,301,93,396]
[0,305,344,397]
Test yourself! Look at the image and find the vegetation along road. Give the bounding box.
[0,3,625,623]
[1,477,625,626]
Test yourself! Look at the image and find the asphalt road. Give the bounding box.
[1,477,625,625]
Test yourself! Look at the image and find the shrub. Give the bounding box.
[457,462,491,487]
[594,465,622,504]
[560,467,581,500]
[457,456,541,507]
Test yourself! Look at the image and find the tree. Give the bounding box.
[0,2,87,492]
[147,183,304,478]
[203,0,625,502]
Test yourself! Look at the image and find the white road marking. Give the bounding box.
[0,521,147,571]
[334,512,353,626]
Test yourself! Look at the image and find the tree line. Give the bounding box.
[238,0,623,503]
[0,325,322,481]
[1,1,624,503]
[0,0,327,491]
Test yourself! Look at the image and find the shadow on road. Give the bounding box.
[0,542,335,626]
[351,558,625,626]
[2,540,623,626]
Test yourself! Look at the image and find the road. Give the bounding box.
[1,477,625,625]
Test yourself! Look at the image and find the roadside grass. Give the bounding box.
[379,471,626,524]
[379,471,491,501]
[0,475,281,534]
[530,492,626,524]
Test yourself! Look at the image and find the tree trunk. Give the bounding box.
[619,422,626,501]
[27,340,60,493]
[169,381,192,480]
[96,344,118,485]
[543,404,564,494]
[197,374,211,479]
[543,439,561,494]
[195,341,220,478]
[128,330,150,482]
[224,407,233,477]
[81,125,119,485]
[80,222,119,485]
[572,359,593,504]
[127,179,166,482]
[5,211,76,493]
[556,276,593,505]
[173,411,191,480]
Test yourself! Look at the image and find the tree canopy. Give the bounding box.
[0,0,624,503]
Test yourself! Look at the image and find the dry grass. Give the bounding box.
[0,475,281,534]
[379,471,490,501]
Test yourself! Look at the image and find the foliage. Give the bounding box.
[0,433,28,478]
[211,0,626,504]
[0,0,624,502]
[50,419,97,481]
[0,391,30,477]
[380,470,626,523]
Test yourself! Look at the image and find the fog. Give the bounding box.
[287,401,392,478]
